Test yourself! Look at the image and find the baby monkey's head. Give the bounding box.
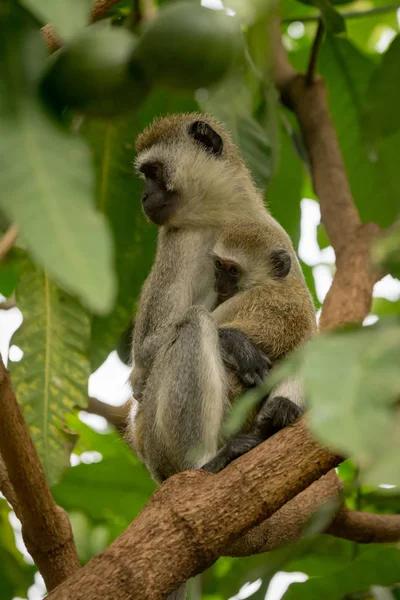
[213,221,292,303]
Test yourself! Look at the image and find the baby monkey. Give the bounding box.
[202,221,315,473]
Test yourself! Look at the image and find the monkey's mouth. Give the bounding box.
[142,192,178,225]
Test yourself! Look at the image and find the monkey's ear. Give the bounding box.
[270,248,291,278]
[188,121,223,157]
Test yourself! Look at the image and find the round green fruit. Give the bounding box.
[130,2,242,90]
[41,26,150,118]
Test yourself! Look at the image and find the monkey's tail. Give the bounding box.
[166,583,187,600]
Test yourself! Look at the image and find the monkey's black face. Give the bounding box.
[214,258,240,303]
[140,161,178,225]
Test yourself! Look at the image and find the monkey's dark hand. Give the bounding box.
[202,396,303,474]
[218,327,271,387]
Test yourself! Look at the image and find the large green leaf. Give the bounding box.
[0,500,35,600]
[200,72,273,192]
[9,253,91,486]
[0,3,116,315]
[53,417,155,533]
[364,35,400,141]
[83,87,198,369]
[319,36,399,227]
[284,547,400,600]
[313,0,346,34]
[267,114,304,247]
[300,319,400,486]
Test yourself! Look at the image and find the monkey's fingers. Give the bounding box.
[201,433,264,474]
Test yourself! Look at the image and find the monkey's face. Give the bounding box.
[214,256,241,302]
[137,120,224,226]
[138,161,179,225]
[135,114,265,228]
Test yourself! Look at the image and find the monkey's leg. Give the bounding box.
[201,396,303,474]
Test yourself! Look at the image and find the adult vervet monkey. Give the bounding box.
[128,114,315,482]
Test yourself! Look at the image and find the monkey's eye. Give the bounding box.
[140,162,162,181]
[229,265,239,277]
[214,259,222,270]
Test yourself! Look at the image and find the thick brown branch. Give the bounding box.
[0,226,18,261]
[327,506,400,543]
[86,397,130,431]
[225,470,343,556]
[0,355,79,590]
[47,418,342,599]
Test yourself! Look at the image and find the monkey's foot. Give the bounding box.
[201,397,303,474]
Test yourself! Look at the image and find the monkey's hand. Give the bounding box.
[218,327,271,387]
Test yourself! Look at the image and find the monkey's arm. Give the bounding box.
[213,283,316,362]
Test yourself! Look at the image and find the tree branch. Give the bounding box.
[85,397,130,431]
[327,505,400,543]
[0,355,79,590]
[47,418,342,599]
[0,226,18,262]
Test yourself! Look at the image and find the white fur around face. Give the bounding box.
[135,141,266,228]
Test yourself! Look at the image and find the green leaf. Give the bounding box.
[9,254,91,486]
[200,72,273,191]
[53,423,155,533]
[84,87,198,369]
[21,0,92,40]
[300,320,400,486]
[319,36,399,228]
[314,0,346,34]
[373,224,400,279]
[317,223,330,250]
[372,298,400,318]
[0,263,19,297]
[0,3,116,315]
[0,501,35,600]
[267,116,304,246]
[283,547,400,600]
[364,35,400,141]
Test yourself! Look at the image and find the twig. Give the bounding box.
[89,0,121,22]
[306,20,324,86]
[282,4,400,24]
[86,397,130,431]
[0,454,19,513]
[0,226,18,261]
[0,355,79,590]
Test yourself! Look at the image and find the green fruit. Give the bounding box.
[130,2,242,90]
[41,26,150,118]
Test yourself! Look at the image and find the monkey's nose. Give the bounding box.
[142,192,149,202]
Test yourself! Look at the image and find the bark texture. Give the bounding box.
[47,419,341,599]
[0,357,80,591]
